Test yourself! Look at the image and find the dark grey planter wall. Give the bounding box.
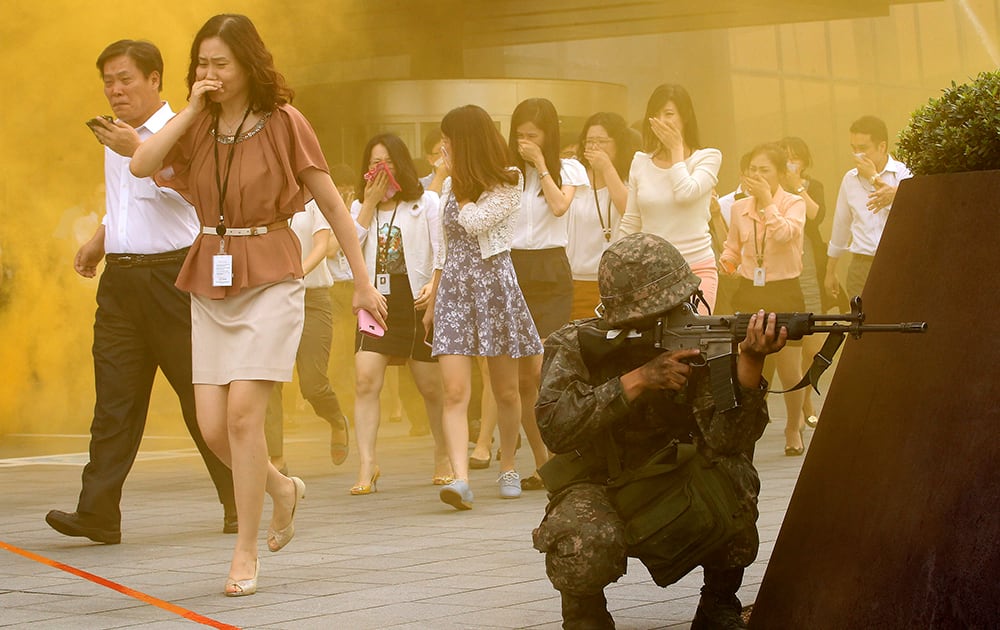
[750,170,1000,629]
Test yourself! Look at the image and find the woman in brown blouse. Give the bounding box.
[130,14,386,596]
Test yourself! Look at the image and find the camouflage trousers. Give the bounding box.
[532,482,759,596]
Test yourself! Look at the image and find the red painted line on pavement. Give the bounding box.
[0,540,240,629]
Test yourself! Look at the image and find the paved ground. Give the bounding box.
[0,397,813,630]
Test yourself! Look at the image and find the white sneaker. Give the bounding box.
[498,470,521,499]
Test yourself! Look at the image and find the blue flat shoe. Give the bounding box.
[439,479,474,510]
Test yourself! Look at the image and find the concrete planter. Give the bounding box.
[750,170,1000,629]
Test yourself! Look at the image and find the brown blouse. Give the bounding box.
[155,104,329,298]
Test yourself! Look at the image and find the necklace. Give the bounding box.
[217,106,251,136]
[591,170,611,242]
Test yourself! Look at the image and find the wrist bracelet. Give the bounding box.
[538,171,550,180]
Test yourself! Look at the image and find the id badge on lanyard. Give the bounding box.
[752,219,766,287]
[375,203,400,296]
[213,239,233,287]
[210,108,250,289]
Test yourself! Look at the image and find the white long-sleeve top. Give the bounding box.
[620,148,722,265]
[567,184,621,281]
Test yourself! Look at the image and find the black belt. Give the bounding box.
[105,248,190,268]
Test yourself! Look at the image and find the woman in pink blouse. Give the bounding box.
[720,142,807,456]
[130,14,385,596]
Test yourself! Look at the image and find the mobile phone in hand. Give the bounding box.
[85,115,114,131]
[358,309,385,338]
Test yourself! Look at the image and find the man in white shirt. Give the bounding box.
[46,40,236,544]
[826,115,912,301]
[715,151,753,228]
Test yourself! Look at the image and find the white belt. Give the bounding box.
[202,221,287,237]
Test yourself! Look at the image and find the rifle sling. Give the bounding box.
[768,331,846,395]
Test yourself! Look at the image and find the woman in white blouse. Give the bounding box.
[621,84,722,314]
[503,97,587,492]
[566,111,636,319]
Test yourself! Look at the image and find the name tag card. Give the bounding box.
[213,254,233,287]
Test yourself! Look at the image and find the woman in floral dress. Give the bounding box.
[423,105,542,509]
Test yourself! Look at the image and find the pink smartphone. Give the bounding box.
[358,309,385,338]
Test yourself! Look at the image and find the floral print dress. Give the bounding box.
[432,192,543,358]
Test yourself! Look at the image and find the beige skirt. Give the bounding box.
[191,280,305,385]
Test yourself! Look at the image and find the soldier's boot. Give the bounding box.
[691,567,747,630]
[560,591,615,630]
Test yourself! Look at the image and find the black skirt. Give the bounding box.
[510,247,573,338]
[731,277,806,314]
[356,274,435,362]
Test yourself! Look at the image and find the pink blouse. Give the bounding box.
[720,187,806,282]
[155,104,329,299]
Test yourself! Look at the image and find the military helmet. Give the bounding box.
[598,233,701,327]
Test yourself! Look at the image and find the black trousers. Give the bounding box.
[76,258,235,527]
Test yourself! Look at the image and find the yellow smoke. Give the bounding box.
[0,3,329,436]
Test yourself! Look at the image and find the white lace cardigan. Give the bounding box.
[440,169,523,262]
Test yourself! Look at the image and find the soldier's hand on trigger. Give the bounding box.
[637,348,701,392]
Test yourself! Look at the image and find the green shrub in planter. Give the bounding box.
[895,70,1000,176]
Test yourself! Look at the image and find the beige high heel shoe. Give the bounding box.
[267,476,305,553]
[350,466,380,495]
[224,558,259,597]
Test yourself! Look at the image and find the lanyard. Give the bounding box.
[591,172,612,242]
[212,108,252,239]
[752,218,767,267]
[375,201,401,277]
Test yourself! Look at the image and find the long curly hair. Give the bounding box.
[186,14,293,114]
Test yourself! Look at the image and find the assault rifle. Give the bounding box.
[578,296,927,413]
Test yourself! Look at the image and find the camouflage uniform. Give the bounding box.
[532,233,769,629]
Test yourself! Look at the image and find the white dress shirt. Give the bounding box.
[102,102,200,254]
[292,201,335,289]
[827,156,912,258]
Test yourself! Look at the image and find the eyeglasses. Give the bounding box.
[584,138,613,147]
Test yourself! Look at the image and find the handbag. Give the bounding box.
[606,440,752,587]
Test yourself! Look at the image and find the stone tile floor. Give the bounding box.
[0,398,811,629]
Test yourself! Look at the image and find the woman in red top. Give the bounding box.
[131,14,385,596]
